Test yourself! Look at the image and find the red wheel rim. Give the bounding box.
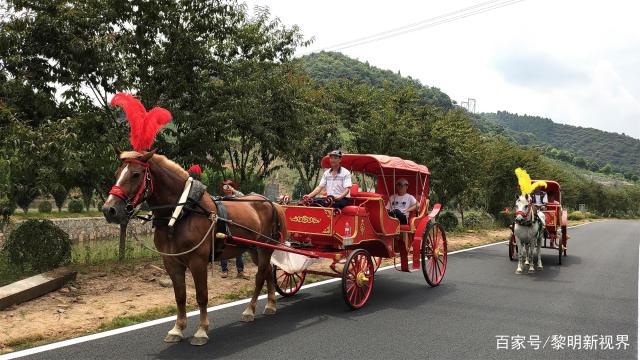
[342,250,374,309]
[273,266,305,297]
[422,223,447,286]
[372,256,382,272]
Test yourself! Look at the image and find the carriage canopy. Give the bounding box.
[320,154,429,176]
[532,179,561,203]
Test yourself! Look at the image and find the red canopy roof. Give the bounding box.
[321,154,429,176]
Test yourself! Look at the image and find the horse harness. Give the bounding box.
[130,178,283,259]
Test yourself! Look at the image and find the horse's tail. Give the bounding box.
[274,203,289,243]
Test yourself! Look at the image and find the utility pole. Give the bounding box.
[460,98,476,113]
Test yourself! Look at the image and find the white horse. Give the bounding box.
[513,195,543,274]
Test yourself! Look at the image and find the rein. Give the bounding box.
[111,158,284,257]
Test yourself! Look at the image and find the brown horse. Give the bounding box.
[102,150,287,346]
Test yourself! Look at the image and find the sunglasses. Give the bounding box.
[396,183,408,186]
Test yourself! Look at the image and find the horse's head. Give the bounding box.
[102,149,156,224]
[514,194,532,225]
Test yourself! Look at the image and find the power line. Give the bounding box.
[320,0,525,52]
[323,0,508,50]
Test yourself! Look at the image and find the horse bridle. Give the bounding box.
[515,198,533,225]
[108,159,154,214]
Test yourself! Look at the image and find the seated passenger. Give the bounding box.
[304,150,352,209]
[386,178,417,225]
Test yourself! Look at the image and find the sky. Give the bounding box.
[245,0,640,139]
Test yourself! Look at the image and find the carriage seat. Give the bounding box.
[340,205,367,216]
[349,183,379,198]
[399,199,430,233]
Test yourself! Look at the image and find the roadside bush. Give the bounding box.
[438,211,458,231]
[68,198,84,213]
[0,195,16,220]
[567,211,585,220]
[496,210,513,228]
[463,210,495,229]
[38,201,53,213]
[3,219,71,272]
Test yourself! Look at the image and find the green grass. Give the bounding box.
[97,305,179,331]
[70,235,160,267]
[11,210,103,220]
[2,305,189,353]
[0,255,38,287]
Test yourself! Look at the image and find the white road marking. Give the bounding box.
[0,221,597,359]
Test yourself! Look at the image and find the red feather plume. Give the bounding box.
[110,93,172,152]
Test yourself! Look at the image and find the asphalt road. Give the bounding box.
[8,220,639,360]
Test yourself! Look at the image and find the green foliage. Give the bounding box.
[437,211,459,232]
[496,211,513,228]
[299,52,453,109]
[3,219,71,272]
[479,111,640,177]
[51,185,69,212]
[568,211,586,220]
[38,201,52,213]
[67,198,84,213]
[462,210,494,229]
[0,195,16,221]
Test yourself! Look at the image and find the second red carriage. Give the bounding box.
[508,180,569,265]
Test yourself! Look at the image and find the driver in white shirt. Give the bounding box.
[304,150,352,209]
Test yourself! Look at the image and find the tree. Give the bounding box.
[427,108,483,223]
[283,79,341,193]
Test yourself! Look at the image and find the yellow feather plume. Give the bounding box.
[515,168,546,195]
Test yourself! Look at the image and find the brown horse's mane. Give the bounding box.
[120,151,189,180]
[151,155,189,179]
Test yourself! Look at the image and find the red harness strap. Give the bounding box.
[108,159,153,208]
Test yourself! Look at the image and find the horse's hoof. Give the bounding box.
[516,269,523,274]
[241,313,255,322]
[263,306,276,315]
[190,336,208,346]
[164,334,183,343]
[528,268,535,274]
[537,266,543,271]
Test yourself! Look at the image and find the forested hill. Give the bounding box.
[298,51,453,109]
[476,111,640,178]
[299,51,639,179]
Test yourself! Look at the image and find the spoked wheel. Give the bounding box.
[372,256,382,272]
[557,238,562,265]
[508,233,518,261]
[421,222,447,287]
[341,249,375,310]
[561,225,568,256]
[273,264,306,297]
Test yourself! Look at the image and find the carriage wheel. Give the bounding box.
[421,222,447,287]
[557,237,562,265]
[273,264,305,297]
[508,233,517,261]
[372,256,382,272]
[561,225,567,257]
[341,249,375,309]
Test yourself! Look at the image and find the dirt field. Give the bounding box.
[0,228,510,353]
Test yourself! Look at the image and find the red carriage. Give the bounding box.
[222,154,447,309]
[508,180,569,264]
